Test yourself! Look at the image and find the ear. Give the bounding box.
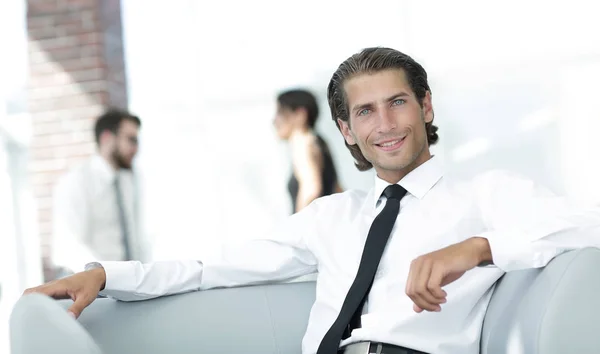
[422,91,434,123]
[337,118,356,145]
[99,130,116,146]
[295,107,309,126]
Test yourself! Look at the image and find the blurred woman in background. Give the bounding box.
[274,89,343,213]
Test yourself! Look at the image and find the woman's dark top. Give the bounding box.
[287,134,338,213]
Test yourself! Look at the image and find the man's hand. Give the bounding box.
[405,237,492,313]
[22,268,106,319]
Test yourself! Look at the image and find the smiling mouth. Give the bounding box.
[375,136,406,151]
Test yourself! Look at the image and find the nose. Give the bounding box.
[377,108,397,133]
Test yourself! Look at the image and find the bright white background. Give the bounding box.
[0,1,599,351]
[121,0,600,260]
[1,0,41,352]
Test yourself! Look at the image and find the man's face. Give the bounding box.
[112,120,139,169]
[338,69,433,182]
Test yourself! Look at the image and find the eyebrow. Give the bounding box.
[351,92,410,114]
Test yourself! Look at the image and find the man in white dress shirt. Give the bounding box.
[51,108,147,276]
[25,48,600,354]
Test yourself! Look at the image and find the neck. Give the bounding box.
[289,128,312,143]
[376,150,432,184]
[99,149,118,171]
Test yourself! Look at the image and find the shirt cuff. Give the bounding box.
[478,230,539,272]
[96,261,138,293]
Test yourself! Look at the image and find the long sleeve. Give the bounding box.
[52,174,101,273]
[98,201,320,301]
[98,260,204,301]
[476,170,600,271]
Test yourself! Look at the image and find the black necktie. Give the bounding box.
[316,184,407,354]
[114,175,132,261]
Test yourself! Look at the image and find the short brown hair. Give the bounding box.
[94,108,141,145]
[327,47,439,171]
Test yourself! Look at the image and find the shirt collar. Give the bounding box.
[373,155,444,206]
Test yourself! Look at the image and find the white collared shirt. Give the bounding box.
[52,155,147,273]
[98,156,600,354]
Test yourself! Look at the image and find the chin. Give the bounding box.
[376,156,415,172]
[119,160,133,170]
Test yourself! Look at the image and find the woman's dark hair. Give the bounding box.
[277,89,320,128]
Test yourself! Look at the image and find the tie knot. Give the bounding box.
[382,184,407,200]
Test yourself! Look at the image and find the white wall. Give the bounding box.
[0,134,17,354]
[403,0,600,203]
[122,0,406,259]
[0,0,42,351]
[121,0,600,259]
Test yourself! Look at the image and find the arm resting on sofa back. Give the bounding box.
[11,248,600,354]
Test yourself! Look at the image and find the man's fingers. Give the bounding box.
[405,259,416,300]
[405,259,419,308]
[23,282,90,318]
[413,260,434,310]
[22,271,102,320]
[23,284,70,300]
[415,260,442,312]
[407,258,440,312]
[45,285,73,300]
[67,292,94,319]
[427,266,448,301]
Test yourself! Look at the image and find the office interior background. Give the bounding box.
[1,0,599,352]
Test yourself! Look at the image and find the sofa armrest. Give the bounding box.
[481,247,600,354]
[10,293,102,354]
[63,281,315,354]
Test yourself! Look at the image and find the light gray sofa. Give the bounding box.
[10,248,600,354]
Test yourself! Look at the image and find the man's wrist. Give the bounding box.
[91,268,106,291]
[84,262,103,271]
[471,237,493,266]
[85,262,106,291]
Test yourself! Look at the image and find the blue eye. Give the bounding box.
[392,99,406,106]
[358,109,371,116]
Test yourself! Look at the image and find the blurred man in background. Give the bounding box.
[51,108,147,277]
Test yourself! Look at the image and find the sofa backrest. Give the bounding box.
[74,282,316,354]
[67,248,600,354]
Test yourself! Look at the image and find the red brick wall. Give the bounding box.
[26,0,128,280]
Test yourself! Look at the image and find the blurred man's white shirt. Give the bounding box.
[51,154,149,273]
